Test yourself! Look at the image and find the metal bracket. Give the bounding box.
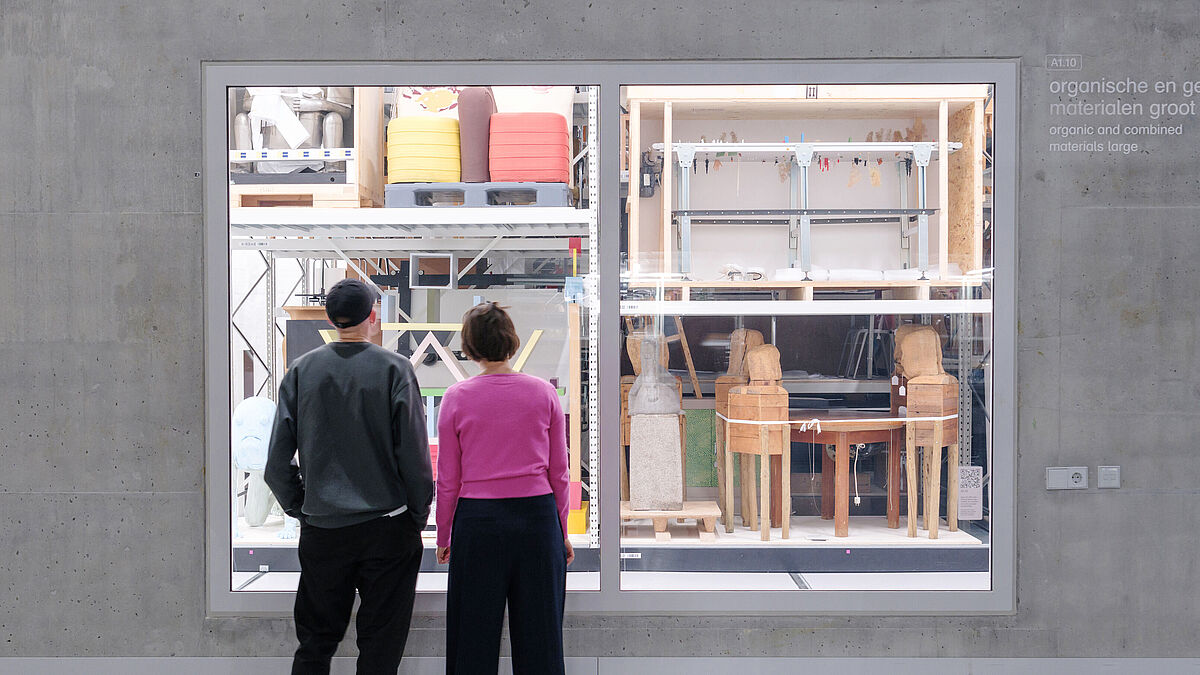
[675,143,696,169]
[793,143,815,168]
[912,143,933,167]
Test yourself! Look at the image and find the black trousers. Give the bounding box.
[446,494,567,675]
[292,513,424,675]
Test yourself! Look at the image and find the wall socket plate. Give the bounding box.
[1097,465,1121,489]
[1046,466,1088,490]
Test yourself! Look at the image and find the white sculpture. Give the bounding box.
[232,396,298,540]
[628,336,684,510]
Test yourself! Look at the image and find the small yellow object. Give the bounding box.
[567,502,589,535]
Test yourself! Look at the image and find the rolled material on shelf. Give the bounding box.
[457,87,497,183]
[489,112,570,183]
[386,116,461,183]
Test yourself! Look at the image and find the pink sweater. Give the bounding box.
[435,373,569,547]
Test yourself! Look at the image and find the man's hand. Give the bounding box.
[564,537,575,566]
[436,546,450,564]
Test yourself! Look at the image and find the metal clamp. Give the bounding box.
[912,143,933,167]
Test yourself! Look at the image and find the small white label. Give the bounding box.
[958,466,983,520]
[619,552,642,560]
[235,240,270,249]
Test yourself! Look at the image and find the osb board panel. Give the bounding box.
[355,86,385,207]
[947,100,984,272]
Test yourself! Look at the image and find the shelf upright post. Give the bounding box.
[957,310,973,466]
[586,85,601,547]
[788,161,799,267]
[675,144,696,277]
[792,144,814,278]
[912,143,933,279]
[939,99,950,279]
[266,251,277,401]
[628,100,641,274]
[661,102,673,274]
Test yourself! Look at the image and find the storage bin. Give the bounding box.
[488,112,570,183]
[456,87,497,182]
[386,116,460,183]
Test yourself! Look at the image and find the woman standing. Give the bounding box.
[436,302,574,674]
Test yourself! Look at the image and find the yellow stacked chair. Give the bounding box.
[386,117,461,183]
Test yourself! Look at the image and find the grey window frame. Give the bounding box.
[203,59,1018,616]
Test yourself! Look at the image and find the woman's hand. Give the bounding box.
[564,537,575,566]
[436,546,450,564]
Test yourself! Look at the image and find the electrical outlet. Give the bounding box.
[1098,466,1121,489]
[1046,466,1088,490]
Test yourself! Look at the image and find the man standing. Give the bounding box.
[266,278,433,675]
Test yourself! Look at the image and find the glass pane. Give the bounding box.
[227,84,600,593]
[618,83,994,592]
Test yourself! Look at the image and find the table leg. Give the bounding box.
[906,424,918,537]
[928,424,943,540]
[835,431,849,537]
[759,426,770,541]
[922,435,932,531]
[948,441,959,532]
[821,444,834,520]
[741,454,757,530]
[716,417,727,522]
[770,456,783,528]
[887,427,901,529]
[723,421,735,533]
[780,426,791,539]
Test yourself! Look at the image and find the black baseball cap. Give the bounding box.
[324,279,379,329]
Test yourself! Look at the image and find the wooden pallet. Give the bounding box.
[620,500,721,542]
[229,183,378,208]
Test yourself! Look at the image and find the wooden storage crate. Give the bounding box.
[229,87,385,208]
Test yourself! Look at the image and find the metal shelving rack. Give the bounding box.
[651,141,961,278]
[229,86,603,545]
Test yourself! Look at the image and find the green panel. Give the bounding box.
[684,408,716,487]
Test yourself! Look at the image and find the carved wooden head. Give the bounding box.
[894,324,943,379]
[746,344,782,383]
[727,328,765,377]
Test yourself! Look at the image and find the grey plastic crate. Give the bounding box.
[385,181,570,207]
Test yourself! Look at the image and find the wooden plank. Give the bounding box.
[619,500,721,520]
[741,454,756,530]
[821,444,834,520]
[511,328,544,372]
[780,425,791,539]
[887,427,901,529]
[948,100,985,273]
[834,432,850,537]
[629,100,641,270]
[625,84,991,103]
[661,102,673,274]
[673,317,703,399]
[928,424,943,540]
[567,303,582,484]
[723,419,735,533]
[948,443,959,533]
[759,425,770,541]
[906,424,918,537]
[355,86,385,207]
[938,99,949,278]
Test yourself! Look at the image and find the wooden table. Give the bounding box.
[788,409,905,537]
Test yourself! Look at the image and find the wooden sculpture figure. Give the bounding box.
[714,329,764,526]
[725,344,791,540]
[628,335,684,511]
[893,325,959,539]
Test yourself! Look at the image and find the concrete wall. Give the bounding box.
[1,0,1198,659]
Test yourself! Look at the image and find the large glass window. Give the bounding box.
[224,83,600,594]
[617,84,995,591]
[206,62,1015,614]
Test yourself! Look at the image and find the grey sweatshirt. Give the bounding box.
[264,341,433,529]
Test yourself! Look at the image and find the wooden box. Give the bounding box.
[230,87,385,208]
[907,378,958,445]
[726,386,788,454]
